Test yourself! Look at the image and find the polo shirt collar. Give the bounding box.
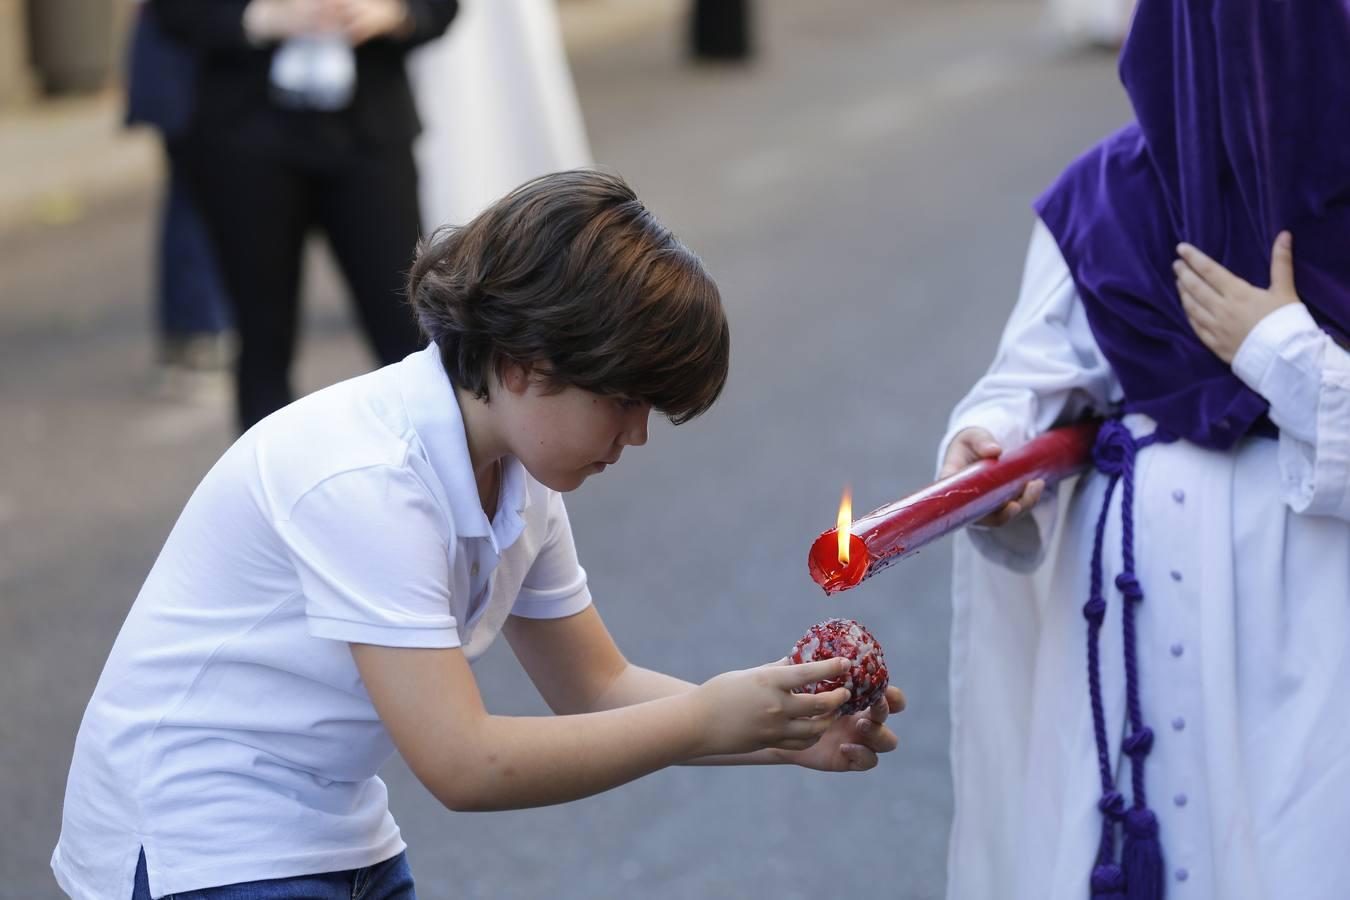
[398,344,530,542]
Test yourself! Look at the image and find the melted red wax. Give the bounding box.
[807,531,869,593]
[789,617,889,715]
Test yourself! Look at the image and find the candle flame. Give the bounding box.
[837,487,853,565]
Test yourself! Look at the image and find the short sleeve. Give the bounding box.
[276,465,462,648]
[511,492,593,620]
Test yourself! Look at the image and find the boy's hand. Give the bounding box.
[1174,231,1301,365]
[940,427,1044,527]
[783,685,906,772]
[692,658,854,757]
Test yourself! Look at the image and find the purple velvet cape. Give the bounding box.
[1034,0,1350,451]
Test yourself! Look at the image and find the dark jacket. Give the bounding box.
[152,0,457,151]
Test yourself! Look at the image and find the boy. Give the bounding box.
[52,170,904,900]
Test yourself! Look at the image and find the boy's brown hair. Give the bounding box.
[408,169,729,425]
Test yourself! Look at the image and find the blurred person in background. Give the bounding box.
[153,0,458,430]
[1048,0,1134,47]
[125,0,234,397]
[689,0,754,62]
[408,0,591,233]
[938,0,1350,897]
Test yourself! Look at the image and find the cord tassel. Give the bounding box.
[1091,862,1127,899]
[1122,808,1164,900]
[1083,420,1175,899]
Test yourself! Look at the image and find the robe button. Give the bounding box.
[1172,717,1186,731]
[1174,793,1188,807]
[1171,643,1184,658]
[471,562,480,576]
[1172,489,1185,503]
[1170,570,1183,582]
[1175,868,1190,883]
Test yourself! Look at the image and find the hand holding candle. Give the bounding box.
[790,618,889,715]
[809,421,1101,593]
[783,618,903,772]
[940,427,1047,527]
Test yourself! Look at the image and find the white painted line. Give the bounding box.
[721,145,804,193]
[926,54,1016,101]
[836,94,921,145]
[719,51,1029,194]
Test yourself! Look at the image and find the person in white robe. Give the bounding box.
[408,0,593,233]
[935,0,1350,894]
[937,221,1350,899]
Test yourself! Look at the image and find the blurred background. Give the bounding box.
[1,0,1134,896]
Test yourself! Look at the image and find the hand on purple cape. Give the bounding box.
[1174,231,1301,365]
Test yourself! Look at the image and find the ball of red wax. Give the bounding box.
[789,617,889,715]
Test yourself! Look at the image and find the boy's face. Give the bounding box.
[497,367,651,492]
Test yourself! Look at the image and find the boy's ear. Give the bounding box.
[500,362,532,396]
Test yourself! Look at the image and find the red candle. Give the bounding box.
[808,421,1101,593]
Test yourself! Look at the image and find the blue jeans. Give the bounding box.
[131,849,416,899]
[126,5,231,340]
[158,145,232,338]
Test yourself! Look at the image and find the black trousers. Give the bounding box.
[189,135,425,430]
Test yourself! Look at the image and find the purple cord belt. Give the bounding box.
[1085,419,1175,900]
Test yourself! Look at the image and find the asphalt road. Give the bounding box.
[0,2,1131,896]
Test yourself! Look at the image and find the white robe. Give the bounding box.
[941,222,1350,900]
[408,0,593,232]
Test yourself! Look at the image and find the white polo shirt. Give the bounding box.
[51,344,593,900]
